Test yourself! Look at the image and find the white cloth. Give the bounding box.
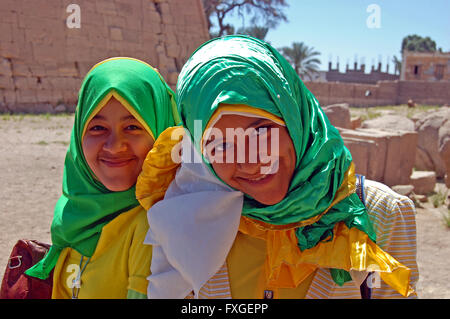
[144,131,244,298]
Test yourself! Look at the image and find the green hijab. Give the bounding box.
[176,36,375,285]
[26,57,178,280]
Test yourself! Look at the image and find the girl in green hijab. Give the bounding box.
[138,36,418,299]
[25,57,178,298]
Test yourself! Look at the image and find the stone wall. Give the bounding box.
[304,80,450,107]
[326,62,399,84]
[0,0,209,113]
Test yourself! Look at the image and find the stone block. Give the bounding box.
[340,127,418,186]
[95,0,117,16]
[57,63,79,77]
[414,108,450,178]
[32,42,65,63]
[391,185,414,197]
[351,116,362,129]
[17,88,37,103]
[36,89,54,103]
[339,128,388,182]
[109,27,123,41]
[0,58,13,76]
[0,23,13,43]
[0,75,14,89]
[322,103,352,129]
[11,61,32,77]
[13,76,34,89]
[33,103,54,113]
[362,115,415,132]
[342,137,376,178]
[2,89,16,104]
[410,171,436,195]
[380,129,417,186]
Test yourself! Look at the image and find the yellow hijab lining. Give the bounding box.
[81,90,156,142]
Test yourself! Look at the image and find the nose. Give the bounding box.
[103,130,127,153]
[235,143,262,175]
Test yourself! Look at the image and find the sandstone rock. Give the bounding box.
[341,137,376,178]
[361,115,415,132]
[33,103,54,113]
[340,128,386,182]
[351,116,362,129]
[414,108,450,178]
[438,115,450,187]
[54,104,66,113]
[391,185,414,197]
[410,171,436,195]
[339,127,418,186]
[322,103,352,129]
[391,185,414,196]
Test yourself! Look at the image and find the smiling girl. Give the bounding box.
[25,57,178,298]
[138,36,418,299]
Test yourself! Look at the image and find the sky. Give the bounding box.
[222,0,450,72]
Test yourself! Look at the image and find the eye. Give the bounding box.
[215,142,233,152]
[89,125,107,132]
[125,124,142,131]
[253,125,271,136]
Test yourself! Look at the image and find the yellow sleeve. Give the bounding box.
[127,209,152,295]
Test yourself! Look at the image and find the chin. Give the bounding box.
[103,181,134,192]
[252,192,285,206]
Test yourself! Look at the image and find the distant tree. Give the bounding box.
[236,25,269,41]
[280,42,321,80]
[202,0,288,38]
[392,55,402,75]
[401,34,437,53]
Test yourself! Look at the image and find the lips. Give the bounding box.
[99,156,136,167]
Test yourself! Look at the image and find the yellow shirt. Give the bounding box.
[226,231,315,299]
[51,206,152,299]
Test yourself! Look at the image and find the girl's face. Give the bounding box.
[205,114,296,205]
[82,97,154,191]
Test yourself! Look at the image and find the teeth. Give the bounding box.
[245,160,279,182]
[248,174,267,181]
[260,159,279,175]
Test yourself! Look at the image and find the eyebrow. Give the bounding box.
[245,118,270,129]
[204,118,273,146]
[92,114,136,121]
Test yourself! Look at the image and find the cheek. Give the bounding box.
[130,137,154,165]
[82,137,101,168]
[279,132,296,177]
[211,162,236,186]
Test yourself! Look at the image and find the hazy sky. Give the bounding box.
[224,0,450,71]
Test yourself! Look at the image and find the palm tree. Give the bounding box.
[280,42,321,80]
[392,55,402,75]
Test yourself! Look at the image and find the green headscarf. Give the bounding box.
[26,57,178,280]
[176,36,375,285]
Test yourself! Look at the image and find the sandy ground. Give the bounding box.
[0,113,449,298]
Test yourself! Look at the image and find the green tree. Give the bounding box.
[203,0,288,38]
[401,34,437,53]
[280,42,321,80]
[236,25,269,41]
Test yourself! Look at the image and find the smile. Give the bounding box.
[238,159,279,184]
[100,158,136,167]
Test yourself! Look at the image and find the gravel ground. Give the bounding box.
[0,113,449,298]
